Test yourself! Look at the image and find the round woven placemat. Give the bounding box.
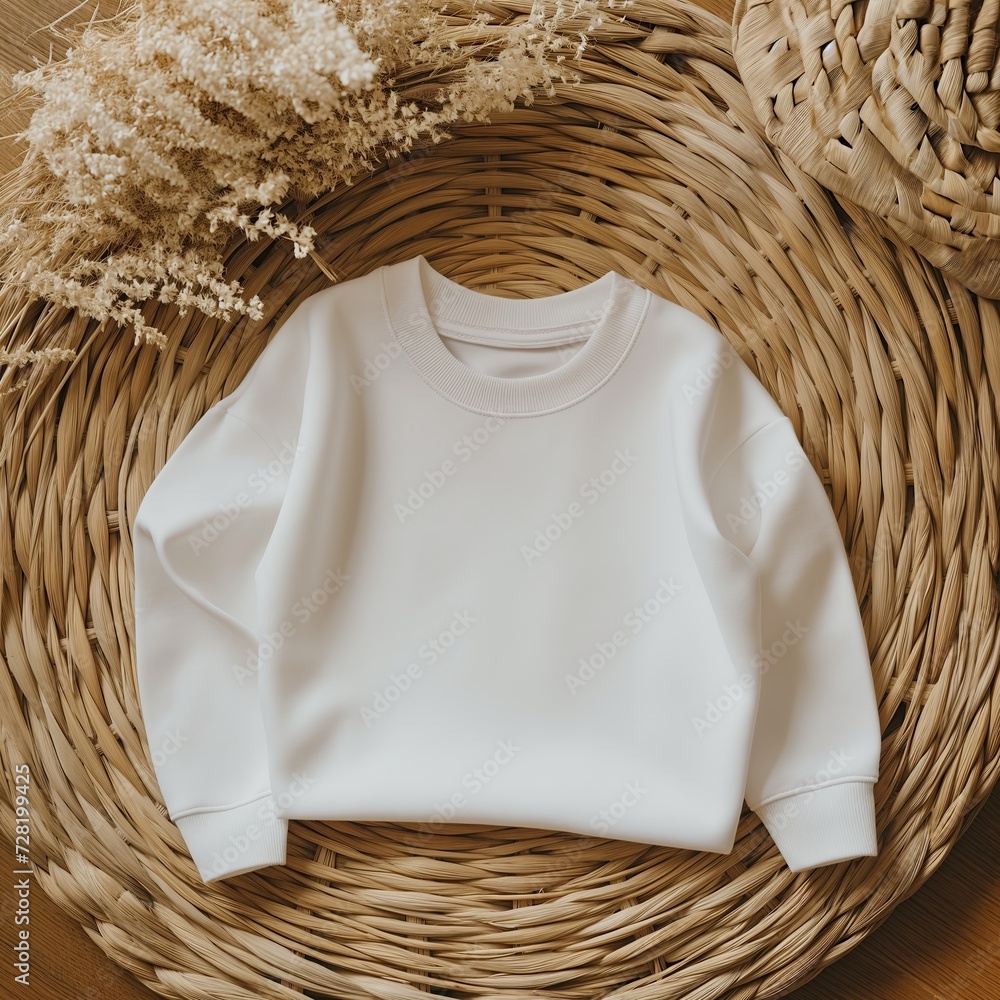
[2,1,999,998]
[731,0,1000,299]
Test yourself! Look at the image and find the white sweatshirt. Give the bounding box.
[133,253,881,882]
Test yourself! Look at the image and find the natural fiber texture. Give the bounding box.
[731,0,1000,299]
[0,0,607,352]
[1,1,999,998]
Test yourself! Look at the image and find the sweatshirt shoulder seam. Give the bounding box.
[223,407,282,462]
[706,414,791,490]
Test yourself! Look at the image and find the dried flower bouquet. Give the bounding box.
[0,0,616,371]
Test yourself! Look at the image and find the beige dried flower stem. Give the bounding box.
[0,0,609,371]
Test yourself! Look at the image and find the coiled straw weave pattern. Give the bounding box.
[1,1,998,998]
[732,0,1000,298]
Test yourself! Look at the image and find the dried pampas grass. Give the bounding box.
[0,0,615,363]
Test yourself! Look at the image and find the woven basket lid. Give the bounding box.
[1,1,998,998]
[731,0,1000,298]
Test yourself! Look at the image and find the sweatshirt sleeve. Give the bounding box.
[132,305,311,883]
[706,414,882,871]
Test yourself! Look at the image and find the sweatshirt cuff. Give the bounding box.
[754,779,877,871]
[174,796,288,882]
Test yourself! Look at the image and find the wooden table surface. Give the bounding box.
[1,2,997,999]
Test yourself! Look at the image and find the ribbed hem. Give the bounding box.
[174,796,288,882]
[754,779,877,872]
[381,254,650,417]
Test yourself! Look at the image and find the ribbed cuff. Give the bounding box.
[754,779,877,872]
[174,796,288,882]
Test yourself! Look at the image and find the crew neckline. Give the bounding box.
[380,254,650,417]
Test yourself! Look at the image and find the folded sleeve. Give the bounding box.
[706,415,882,871]
[132,300,312,882]
[133,403,298,881]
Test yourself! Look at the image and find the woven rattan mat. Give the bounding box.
[731,0,1000,299]
[1,1,998,998]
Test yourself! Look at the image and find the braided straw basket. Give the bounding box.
[1,1,999,997]
[731,0,1000,299]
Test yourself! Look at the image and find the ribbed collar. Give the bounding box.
[380,254,649,417]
